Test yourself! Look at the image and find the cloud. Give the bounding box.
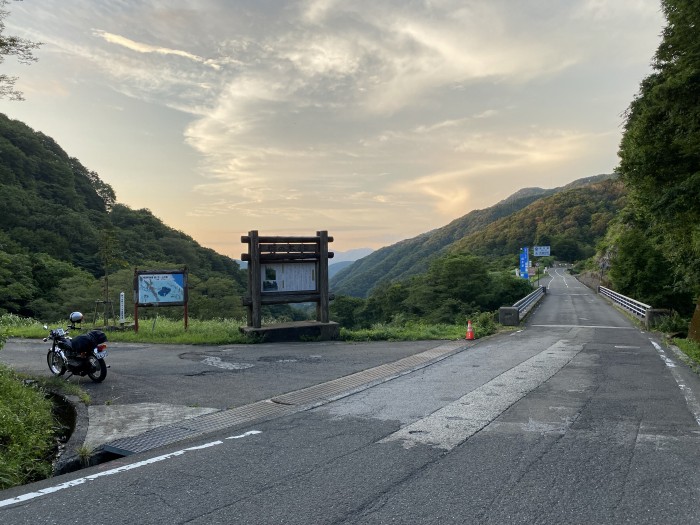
[3,0,664,250]
[93,30,222,70]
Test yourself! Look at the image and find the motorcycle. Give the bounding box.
[44,312,109,383]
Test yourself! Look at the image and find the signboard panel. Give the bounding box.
[262,262,317,293]
[136,272,186,305]
[519,247,529,279]
[533,245,551,257]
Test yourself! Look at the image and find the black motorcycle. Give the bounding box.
[45,312,109,383]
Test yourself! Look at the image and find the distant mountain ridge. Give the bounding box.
[330,174,618,297]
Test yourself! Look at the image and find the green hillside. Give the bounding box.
[449,178,625,260]
[0,113,248,321]
[331,174,618,297]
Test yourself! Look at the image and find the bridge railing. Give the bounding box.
[499,286,546,326]
[598,286,651,319]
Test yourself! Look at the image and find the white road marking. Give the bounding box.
[202,356,254,370]
[380,340,582,450]
[650,341,700,427]
[226,430,262,440]
[532,324,636,330]
[0,432,262,509]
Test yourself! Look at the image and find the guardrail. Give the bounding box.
[499,286,546,326]
[514,286,546,314]
[598,286,651,319]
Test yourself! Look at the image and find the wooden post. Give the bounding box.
[133,268,139,333]
[317,231,330,323]
[249,230,262,328]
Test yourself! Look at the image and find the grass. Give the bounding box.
[340,317,497,342]
[5,313,498,344]
[76,444,95,467]
[0,364,57,489]
[26,375,92,405]
[673,338,700,366]
[6,315,256,345]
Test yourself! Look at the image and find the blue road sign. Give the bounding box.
[520,247,529,279]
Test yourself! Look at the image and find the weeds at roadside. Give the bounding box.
[76,444,95,467]
[17,374,92,405]
[673,338,700,367]
[0,364,56,489]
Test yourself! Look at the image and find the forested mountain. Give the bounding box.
[0,113,248,321]
[449,178,625,260]
[331,174,618,297]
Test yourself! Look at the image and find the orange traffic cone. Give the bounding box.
[466,319,475,340]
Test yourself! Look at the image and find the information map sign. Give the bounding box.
[136,272,186,305]
[133,268,189,332]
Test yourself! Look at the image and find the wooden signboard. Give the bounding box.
[241,231,333,328]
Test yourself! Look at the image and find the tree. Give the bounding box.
[617,0,700,338]
[1,0,41,100]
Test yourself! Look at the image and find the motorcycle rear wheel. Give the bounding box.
[87,356,107,383]
[47,351,66,376]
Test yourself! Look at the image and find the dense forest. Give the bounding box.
[0,113,256,322]
[600,0,699,329]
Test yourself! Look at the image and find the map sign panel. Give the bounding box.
[262,263,317,293]
[137,273,186,305]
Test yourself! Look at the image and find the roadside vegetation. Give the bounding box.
[4,310,499,344]
[0,365,57,489]
[675,339,700,366]
[0,323,56,489]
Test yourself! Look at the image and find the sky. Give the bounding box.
[0,0,664,257]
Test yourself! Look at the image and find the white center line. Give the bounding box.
[0,432,262,508]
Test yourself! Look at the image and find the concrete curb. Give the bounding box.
[51,393,86,475]
[52,394,116,475]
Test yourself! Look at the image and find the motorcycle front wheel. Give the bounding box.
[87,356,107,383]
[47,351,66,376]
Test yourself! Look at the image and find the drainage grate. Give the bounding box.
[102,340,470,456]
[103,401,295,456]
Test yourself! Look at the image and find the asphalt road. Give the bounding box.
[2,269,700,524]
